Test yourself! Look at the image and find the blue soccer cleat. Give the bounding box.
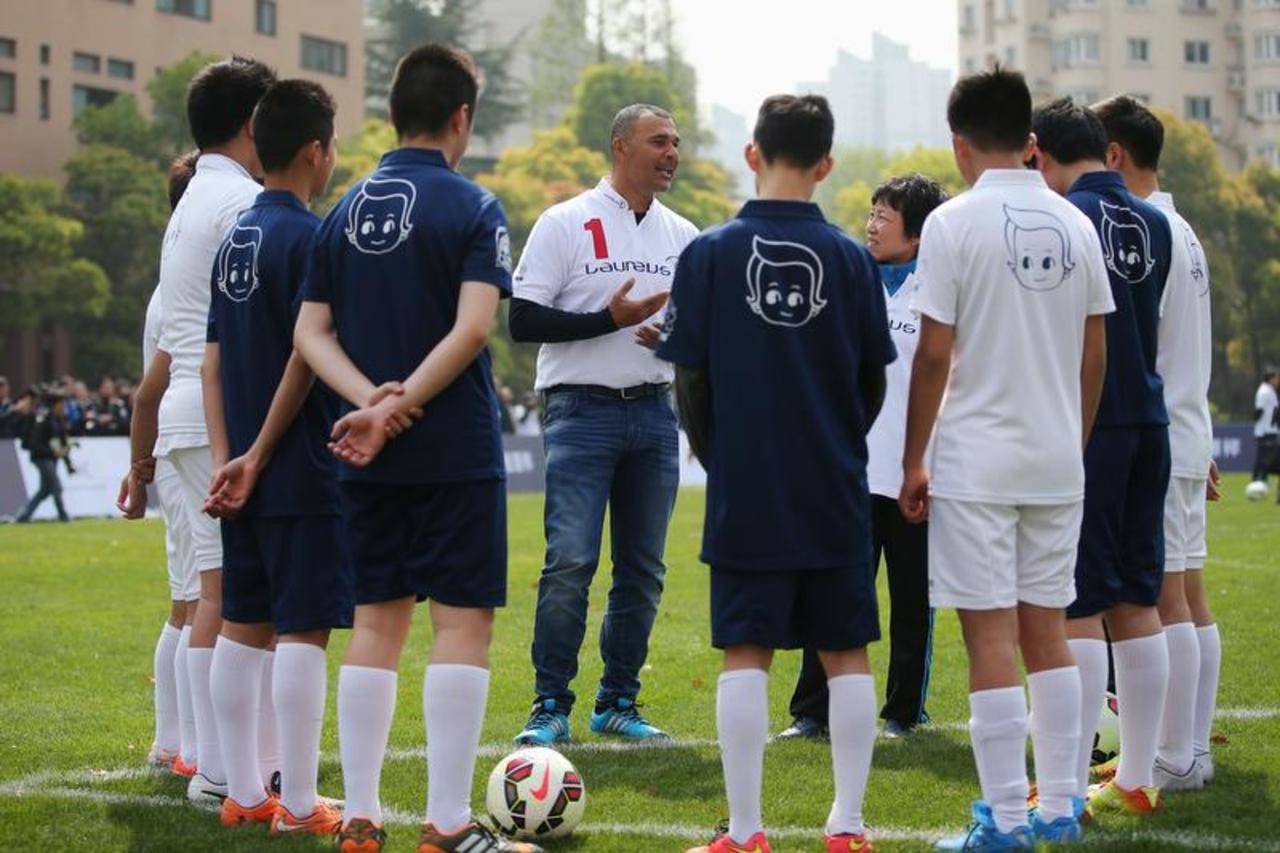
[514,698,571,746]
[1029,796,1084,844]
[589,697,670,740]
[935,801,1033,851]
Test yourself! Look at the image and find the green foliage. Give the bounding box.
[663,156,736,229]
[364,0,523,142]
[813,148,889,219]
[823,146,962,237]
[73,96,168,167]
[0,175,109,330]
[146,51,221,156]
[567,62,684,158]
[527,0,593,130]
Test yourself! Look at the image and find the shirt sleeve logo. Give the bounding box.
[345,177,417,255]
[745,235,827,327]
[1099,200,1155,284]
[1003,204,1075,292]
[495,225,513,274]
[1182,224,1208,296]
[215,224,262,303]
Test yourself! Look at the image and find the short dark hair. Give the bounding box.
[946,65,1032,153]
[871,174,951,239]
[1091,94,1164,171]
[1032,97,1108,166]
[1266,366,1280,382]
[610,103,673,147]
[753,94,834,169]
[389,44,481,139]
[167,150,200,211]
[186,56,277,150]
[252,79,336,173]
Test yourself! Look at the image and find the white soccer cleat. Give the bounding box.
[1153,756,1204,792]
[1196,751,1215,784]
[186,771,229,805]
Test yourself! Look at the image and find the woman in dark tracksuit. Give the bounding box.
[777,174,949,739]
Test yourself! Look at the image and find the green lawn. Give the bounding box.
[1,477,1278,851]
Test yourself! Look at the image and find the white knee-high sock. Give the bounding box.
[175,626,196,766]
[209,637,267,805]
[717,669,769,844]
[1068,638,1108,795]
[1028,666,1082,820]
[186,646,225,783]
[968,686,1030,833]
[153,623,181,753]
[1113,633,1170,790]
[825,674,876,837]
[423,664,490,832]
[1158,623,1200,774]
[338,665,398,824]
[1194,624,1221,757]
[258,650,280,788]
[274,643,328,818]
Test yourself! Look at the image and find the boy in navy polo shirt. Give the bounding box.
[658,95,892,853]
[201,79,351,835]
[293,46,539,853]
[1032,98,1174,816]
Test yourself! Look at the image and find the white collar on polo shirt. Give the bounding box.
[972,168,1047,189]
[196,152,254,181]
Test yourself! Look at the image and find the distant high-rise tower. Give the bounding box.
[799,33,954,152]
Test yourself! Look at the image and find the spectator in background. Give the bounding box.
[1252,367,1279,488]
[15,392,74,523]
[0,376,10,416]
[93,376,130,435]
[0,388,37,440]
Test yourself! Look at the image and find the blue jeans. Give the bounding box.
[531,389,680,711]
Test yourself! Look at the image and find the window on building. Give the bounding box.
[962,4,976,32]
[0,72,14,114]
[300,35,347,76]
[39,77,49,120]
[71,83,117,116]
[256,0,277,35]
[1053,33,1100,66]
[1003,0,1017,19]
[1184,40,1211,64]
[1005,46,1017,65]
[156,0,210,20]
[0,38,15,59]
[1128,38,1151,62]
[1257,33,1280,61]
[1186,95,1213,120]
[40,44,50,65]
[1127,0,1152,7]
[1068,89,1100,105]
[73,52,101,73]
[1258,143,1280,166]
[107,58,134,79]
[1181,0,1215,10]
[1256,88,1280,117]
[964,57,977,73]
[1257,0,1280,8]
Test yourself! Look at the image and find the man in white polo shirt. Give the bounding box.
[120,56,277,804]
[510,104,698,745]
[900,67,1112,847]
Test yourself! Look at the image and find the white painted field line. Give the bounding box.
[6,786,1280,851]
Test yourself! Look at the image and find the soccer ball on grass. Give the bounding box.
[1245,480,1269,502]
[486,747,586,841]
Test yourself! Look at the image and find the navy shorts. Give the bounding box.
[222,514,355,634]
[710,564,880,651]
[339,478,507,608]
[1069,426,1171,619]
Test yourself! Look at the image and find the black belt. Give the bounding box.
[545,382,670,401]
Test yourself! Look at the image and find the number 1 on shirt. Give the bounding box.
[584,218,608,259]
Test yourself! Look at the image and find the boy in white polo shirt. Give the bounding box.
[120,56,278,804]
[900,67,1113,849]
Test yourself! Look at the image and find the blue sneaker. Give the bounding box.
[935,801,1033,851]
[514,698,571,746]
[589,697,670,740]
[1029,795,1084,844]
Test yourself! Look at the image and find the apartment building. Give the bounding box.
[957,0,1280,169]
[0,0,365,179]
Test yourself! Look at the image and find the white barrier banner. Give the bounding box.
[12,437,133,520]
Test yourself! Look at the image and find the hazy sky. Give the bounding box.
[675,1,958,119]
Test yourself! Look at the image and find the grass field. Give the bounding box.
[0,475,1278,851]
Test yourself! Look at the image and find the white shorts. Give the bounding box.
[929,498,1084,610]
[1163,476,1208,573]
[165,445,222,574]
[155,458,199,601]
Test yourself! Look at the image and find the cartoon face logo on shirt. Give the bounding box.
[1183,224,1208,296]
[1003,205,1075,292]
[495,225,513,274]
[215,225,262,302]
[1100,201,1155,284]
[345,177,416,255]
[745,235,827,327]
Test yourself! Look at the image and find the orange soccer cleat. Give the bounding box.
[270,801,343,836]
[219,794,279,828]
